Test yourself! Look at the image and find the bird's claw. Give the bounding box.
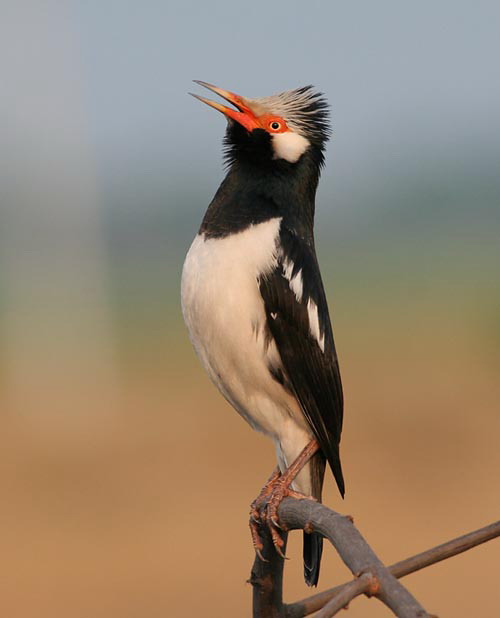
[270,516,282,529]
[269,519,288,559]
[250,474,312,561]
[249,518,268,562]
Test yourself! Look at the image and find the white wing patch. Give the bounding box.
[282,258,303,302]
[282,254,324,352]
[307,299,325,352]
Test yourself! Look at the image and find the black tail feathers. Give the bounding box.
[303,531,323,587]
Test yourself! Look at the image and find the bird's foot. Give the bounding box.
[249,440,320,561]
[263,479,315,559]
[249,473,316,560]
[249,467,281,560]
[250,467,281,524]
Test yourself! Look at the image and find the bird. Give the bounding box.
[181,81,344,587]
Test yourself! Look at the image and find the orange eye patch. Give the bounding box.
[258,114,289,133]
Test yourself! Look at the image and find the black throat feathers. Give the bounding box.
[199,126,325,240]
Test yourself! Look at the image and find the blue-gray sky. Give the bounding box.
[3,0,500,227]
[73,0,500,213]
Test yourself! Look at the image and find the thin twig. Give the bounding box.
[286,519,500,617]
[314,573,373,618]
[390,519,500,578]
[281,499,430,617]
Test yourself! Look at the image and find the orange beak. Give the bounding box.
[190,80,260,132]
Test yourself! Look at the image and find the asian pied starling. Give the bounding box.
[181,81,344,587]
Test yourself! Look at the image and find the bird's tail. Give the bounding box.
[302,451,326,587]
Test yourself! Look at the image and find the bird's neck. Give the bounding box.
[199,154,321,239]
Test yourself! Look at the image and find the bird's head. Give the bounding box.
[190,81,330,169]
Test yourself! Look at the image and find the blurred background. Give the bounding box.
[1,1,499,616]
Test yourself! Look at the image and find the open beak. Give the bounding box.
[190,80,259,131]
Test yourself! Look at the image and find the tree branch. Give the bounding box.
[250,528,288,618]
[289,518,500,617]
[314,573,374,618]
[390,519,500,578]
[250,497,500,618]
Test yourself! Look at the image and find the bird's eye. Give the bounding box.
[270,121,281,131]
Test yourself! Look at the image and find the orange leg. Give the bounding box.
[249,439,320,560]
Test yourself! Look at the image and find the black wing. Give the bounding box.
[259,224,345,496]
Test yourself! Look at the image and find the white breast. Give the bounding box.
[181,218,309,440]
